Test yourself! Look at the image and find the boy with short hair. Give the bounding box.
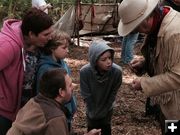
[80,40,122,135]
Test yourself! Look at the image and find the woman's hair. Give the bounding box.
[42,30,71,55]
[21,7,53,36]
[39,68,67,99]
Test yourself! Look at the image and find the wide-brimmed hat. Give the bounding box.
[118,0,160,36]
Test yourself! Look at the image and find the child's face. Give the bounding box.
[96,51,113,72]
[53,43,69,60]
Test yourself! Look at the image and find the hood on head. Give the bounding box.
[1,19,24,47]
[88,40,114,69]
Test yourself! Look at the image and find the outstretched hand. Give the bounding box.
[84,129,101,135]
[131,78,142,91]
[129,56,145,75]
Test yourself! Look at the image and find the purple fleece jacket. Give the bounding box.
[0,19,24,121]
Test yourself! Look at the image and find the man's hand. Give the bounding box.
[84,129,101,135]
[129,56,145,75]
[131,78,142,90]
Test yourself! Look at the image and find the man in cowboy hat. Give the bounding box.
[118,0,180,134]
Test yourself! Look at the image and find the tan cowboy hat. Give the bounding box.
[118,0,160,36]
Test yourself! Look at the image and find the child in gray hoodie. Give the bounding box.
[80,40,122,135]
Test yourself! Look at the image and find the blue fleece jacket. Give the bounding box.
[36,55,76,130]
[36,55,70,91]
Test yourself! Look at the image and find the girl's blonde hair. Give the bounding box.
[51,30,71,45]
[42,30,71,55]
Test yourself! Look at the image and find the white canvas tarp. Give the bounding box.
[53,6,76,36]
[79,3,119,35]
[53,3,120,36]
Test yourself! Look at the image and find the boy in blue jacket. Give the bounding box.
[36,30,76,132]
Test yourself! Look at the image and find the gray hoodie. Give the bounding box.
[80,40,122,119]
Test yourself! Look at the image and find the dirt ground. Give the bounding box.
[66,36,161,135]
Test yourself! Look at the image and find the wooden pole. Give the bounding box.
[75,0,80,46]
[61,0,64,17]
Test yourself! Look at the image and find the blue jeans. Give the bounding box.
[0,115,12,135]
[121,33,139,64]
